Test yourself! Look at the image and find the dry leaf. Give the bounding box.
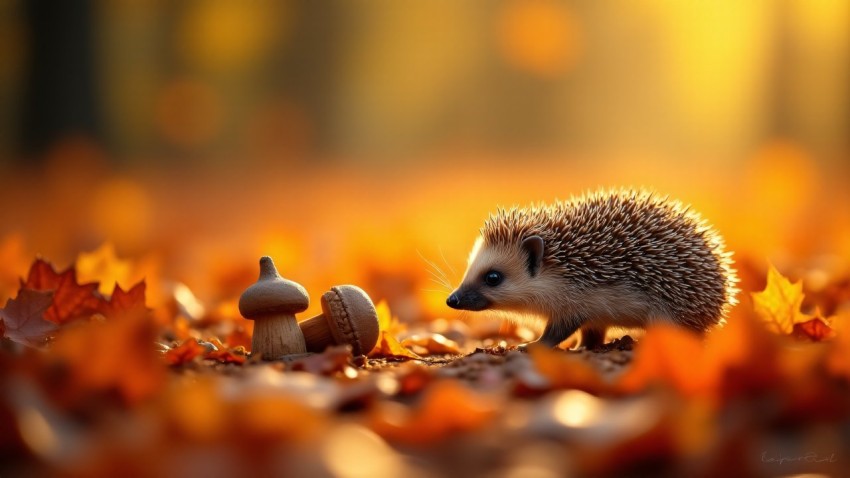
[368,301,422,360]
[751,263,812,334]
[22,258,104,324]
[76,243,133,294]
[618,325,714,397]
[0,289,57,347]
[401,333,462,355]
[165,339,205,366]
[98,282,148,320]
[204,347,247,364]
[47,312,165,406]
[523,345,610,395]
[792,314,836,342]
[369,380,497,445]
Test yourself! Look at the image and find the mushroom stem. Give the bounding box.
[300,314,335,353]
[252,313,306,359]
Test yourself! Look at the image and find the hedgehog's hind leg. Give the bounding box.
[579,327,606,350]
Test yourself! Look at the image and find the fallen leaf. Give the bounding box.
[617,325,714,397]
[204,347,247,365]
[369,380,497,445]
[368,301,422,360]
[0,289,57,347]
[76,243,133,294]
[704,305,783,401]
[46,311,165,406]
[290,346,356,376]
[751,263,812,334]
[792,315,835,342]
[22,259,104,324]
[98,282,148,320]
[199,337,248,365]
[526,345,610,395]
[401,333,462,355]
[165,339,205,366]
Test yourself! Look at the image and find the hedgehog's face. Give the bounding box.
[447,235,546,313]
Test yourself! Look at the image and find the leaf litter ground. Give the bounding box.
[2,249,849,478]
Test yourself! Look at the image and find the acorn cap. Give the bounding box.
[239,256,309,319]
[320,285,379,356]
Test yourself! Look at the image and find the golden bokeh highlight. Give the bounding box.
[178,0,283,72]
[497,0,582,77]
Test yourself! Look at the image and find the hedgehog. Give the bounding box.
[446,189,738,349]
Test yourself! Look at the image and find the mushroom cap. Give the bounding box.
[239,256,309,319]
[320,285,379,356]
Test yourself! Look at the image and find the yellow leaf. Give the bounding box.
[750,263,812,334]
[368,300,422,360]
[76,243,133,295]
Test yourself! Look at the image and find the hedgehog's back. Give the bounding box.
[483,189,737,330]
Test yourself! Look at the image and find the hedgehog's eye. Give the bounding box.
[483,270,503,287]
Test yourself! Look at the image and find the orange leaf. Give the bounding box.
[48,312,165,405]
[704,307,783,402]
[618,325,714,397]
[367,301,422,360]
[165,339,205,366]
[201,337,248,365]
[0,289,57,347]
[401,333,462,356]
[369,380,497,445]
[792,315,835,342]
[22,259,104,324]
[750,263,812,334]
[524,345,609,394]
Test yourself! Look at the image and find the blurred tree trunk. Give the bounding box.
[21,0,100,159]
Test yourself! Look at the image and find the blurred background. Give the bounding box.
[0,0,848,322]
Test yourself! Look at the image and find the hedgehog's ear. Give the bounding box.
[521,235,544,277]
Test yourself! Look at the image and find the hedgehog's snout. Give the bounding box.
[447,288,490,311]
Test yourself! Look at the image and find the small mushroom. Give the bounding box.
[300,285,379,356]
[239,256,308,360]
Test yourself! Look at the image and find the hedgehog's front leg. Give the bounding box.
[523,315,581,349]
[578,327,606,349]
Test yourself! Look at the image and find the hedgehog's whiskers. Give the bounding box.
[417,250,453,292]
[438,246,457,279]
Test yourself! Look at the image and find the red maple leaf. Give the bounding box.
[22,259,104,324]
[99,282,147,319]
[0,289,58,347]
